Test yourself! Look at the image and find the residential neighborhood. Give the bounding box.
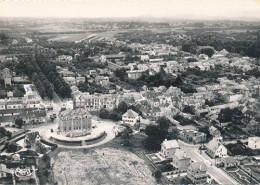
[1,2,260,184]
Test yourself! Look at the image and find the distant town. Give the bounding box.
[1,18,260,185]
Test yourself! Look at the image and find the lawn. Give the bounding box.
[52,148,156,185]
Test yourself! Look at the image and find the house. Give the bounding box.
[0,100,5,110]
[209,126,221,137]
[122,109,140,126]
[127,70,144,79]
[187,162,208,184]
[140,55,149,61]
[206,139,228,158]
[20,110,47,124]
[248,137,260,150]
[0,68,14,86]
[24,131,41,148]
[6,98,23,109]
[80,93,116,111]
[243,120,260,134]
[172,149,191,170]
[76,77,85,84]
[63,77,76,86]
[179,130,207,144]
[220,157,238,169]
[0,163,11,178]
[57,55,73,64]
[161,139,180,158]
[95,76,109,87]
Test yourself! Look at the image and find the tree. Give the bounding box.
[183,105,195,115]
[154,170,162,181]
[117,101,129,114]
[99,108,109,119]
[15,118,23,128]
[157,117,172,132]
[121,126,133,146]
[6,142,19,153]
[198,47,215,58]
[162,164,174,172]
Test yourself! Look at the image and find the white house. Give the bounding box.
[161,139,180,158]
[122,109,140,126]
[248,137,260,150]
[57,55,73,64]
[209,126,221,137]
[206,139,228,158]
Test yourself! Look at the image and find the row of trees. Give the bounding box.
[19,54,71,99]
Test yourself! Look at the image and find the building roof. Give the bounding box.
[25,131,40,143]
[162,139,179,149]
[206,139,223,151]
[221,157,236,164]
[174,149,190,160]
[122,109,139,118]
[59,108,92,119]
[20,110,47,118]
[188,161,207,172]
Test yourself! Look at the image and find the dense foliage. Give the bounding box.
[19,54,71,99]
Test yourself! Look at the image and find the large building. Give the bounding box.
[59,108,92,134]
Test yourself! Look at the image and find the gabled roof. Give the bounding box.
[123,109,139,118]
[221,157,236,164]
[188,161,207,172]
[206,139,224,151]
[174,149,190,160]
[20,110,47,118]
[25,131,40,143]
[162,139,179,149]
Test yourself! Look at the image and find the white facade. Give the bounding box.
[161,139,179,158]
[248,137,260,150]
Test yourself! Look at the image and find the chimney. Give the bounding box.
[199,165,202,171]
[183,152,187,158]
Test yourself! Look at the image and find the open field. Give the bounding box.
[53,147,156,185]
[48,33,96,42]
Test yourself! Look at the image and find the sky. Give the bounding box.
[0,0,260,20]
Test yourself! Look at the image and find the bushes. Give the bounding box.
[99,108,122,121]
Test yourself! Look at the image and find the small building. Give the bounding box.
[172,149,191,170]
[248,137,260,150]
[220,157,238,169]
[209,126,221,137]
[95,76,109,87]
[20,110,47,124]
[127,70,144,79]
[122,109,140,126]
[0,163,10,178]
[161,139,180,158]
[206,139,228,158]
[179,130,207,144]
[57,55,73,64]
[187,162,208,184]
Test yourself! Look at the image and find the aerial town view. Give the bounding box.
[0,0,260,184]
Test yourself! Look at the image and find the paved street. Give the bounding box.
[178,140,239,185]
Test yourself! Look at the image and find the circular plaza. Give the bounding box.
[40,108,118,148]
